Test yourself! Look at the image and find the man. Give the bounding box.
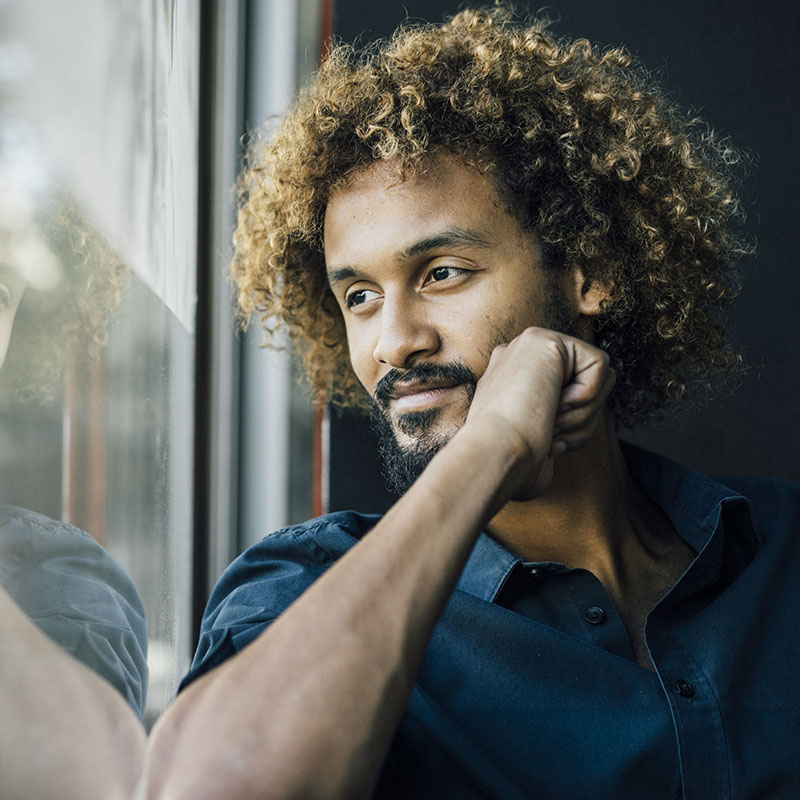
[145,8,799,799]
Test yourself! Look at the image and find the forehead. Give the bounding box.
[323,155,521,267]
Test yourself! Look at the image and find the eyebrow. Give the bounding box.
[326,227,493,287]
[327,266,359,287]
[398,227,493,259]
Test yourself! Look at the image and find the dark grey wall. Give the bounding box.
[328,0,800,514]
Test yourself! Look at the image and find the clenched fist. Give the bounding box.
[462,327,615,504]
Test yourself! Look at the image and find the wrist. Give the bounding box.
[457,414,536,469]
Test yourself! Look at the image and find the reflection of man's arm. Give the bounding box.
[0,587,145,800]
[144,330,612,800]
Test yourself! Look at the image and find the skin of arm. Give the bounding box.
[0,587,145,800]
[143,328,612,800]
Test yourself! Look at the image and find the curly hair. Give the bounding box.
[231,5,750,426]
[0,197,128,408]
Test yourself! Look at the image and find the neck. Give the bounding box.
[486,413,679,594]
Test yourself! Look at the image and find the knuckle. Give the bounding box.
[543,337,565,358]
[488,343,507,362]
[518,326,542,345]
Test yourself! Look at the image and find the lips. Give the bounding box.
[373,362,478,413]
[389,381,464,414]
[389,378,461,400]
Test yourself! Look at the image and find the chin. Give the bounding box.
[393,403,467,445]
[369,388,471,495]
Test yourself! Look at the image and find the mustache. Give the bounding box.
[373,362,478,412]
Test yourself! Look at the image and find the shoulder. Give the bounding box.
[204,510,380,624]
[182,511,382,690]
[714,475,800,545]
[622,442,800,547]
[719,474,800,501]
[1,506,139,593]
[213,509,382,598]
[0,505,146,622]
[0,505,149,717]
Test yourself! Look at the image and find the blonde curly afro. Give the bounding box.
[231,6,750,426]
[0,198,128,408]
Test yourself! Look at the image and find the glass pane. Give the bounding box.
[1,0,198,750]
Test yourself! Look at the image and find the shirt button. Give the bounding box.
[584,606,606,625]
[674,679,694,698]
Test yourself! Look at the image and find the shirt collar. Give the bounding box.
[621,441,760,553]
[457,531,519,602]
[456,443,760,603]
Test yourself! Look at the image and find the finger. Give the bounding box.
[551,419,601,454]
[553,399,605,439]
[551,372,615,454]
[557,347,610,406]
[556,367,616,420]
[553,404,597,434]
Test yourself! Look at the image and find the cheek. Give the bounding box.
[344,324,377,390]
[444,308,517,368]
[446,301,542,381]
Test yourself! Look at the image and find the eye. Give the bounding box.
[424,265,466,285]
[345,287,380,309]
[0,283,11,311]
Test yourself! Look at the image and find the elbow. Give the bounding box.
[141,710,202,800]
[140,713,176,800]
[141,698,250,800]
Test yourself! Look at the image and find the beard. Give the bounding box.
[369,282,576,496]
[369,362,478,495]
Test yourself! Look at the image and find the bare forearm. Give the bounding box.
[145,424,525,800]
[0,589,145,800]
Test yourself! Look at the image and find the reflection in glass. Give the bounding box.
[0,117,149,798]
[2,0,197,731]
[1,2,198,795]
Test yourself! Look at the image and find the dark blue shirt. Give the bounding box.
[0,506,149,717]
[183,446,800,799]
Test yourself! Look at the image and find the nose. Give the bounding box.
[373,295,440,369]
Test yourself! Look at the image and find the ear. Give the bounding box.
[563,267,613,317]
